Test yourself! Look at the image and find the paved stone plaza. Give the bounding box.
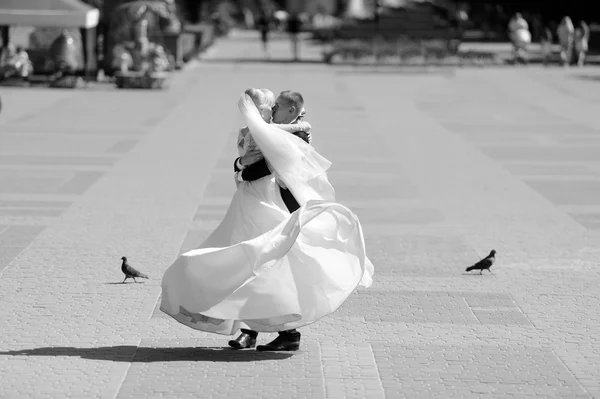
[1,31,600,398]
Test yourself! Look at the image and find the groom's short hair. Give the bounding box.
[279,90,304,109]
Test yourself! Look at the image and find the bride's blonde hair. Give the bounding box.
[244,88,275,122]
[245,88,275,109]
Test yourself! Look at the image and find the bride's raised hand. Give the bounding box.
[240,149,264,167]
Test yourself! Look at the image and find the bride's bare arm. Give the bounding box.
[235,120,312,173]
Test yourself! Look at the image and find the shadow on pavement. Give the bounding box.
[0,346,293,362]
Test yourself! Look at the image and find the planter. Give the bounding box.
[114,70,170,89]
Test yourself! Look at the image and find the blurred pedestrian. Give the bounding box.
[287,13,302,61]
[256,13,271,59]
[574,21,590,67]
[508,13,531,64]
[273,10,289,32]
[540,27,553,66]
[211,12,223,36]
[557,16,574,66]
[243,7,254,29]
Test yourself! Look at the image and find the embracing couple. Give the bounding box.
[160,88,374,352]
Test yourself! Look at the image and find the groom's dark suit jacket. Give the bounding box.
[234,131,311,213]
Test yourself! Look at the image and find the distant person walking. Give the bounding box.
[574,21,590,67]
[557,16,575,66]
[508,13,531,64]
[287,14,302,61]
[256,13,271,59]
[540,27,553,66]
[243,7,254,29]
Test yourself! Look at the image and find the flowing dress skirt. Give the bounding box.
[161,176,374,335]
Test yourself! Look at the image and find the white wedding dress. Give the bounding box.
[160,94,374,335]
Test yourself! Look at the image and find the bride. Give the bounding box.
[160,89,374,350]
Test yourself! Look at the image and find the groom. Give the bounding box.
[229,90,310,352]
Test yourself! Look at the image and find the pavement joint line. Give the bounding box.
[551,348,595,399]
[113,338,142,399]
[317,341,328,399]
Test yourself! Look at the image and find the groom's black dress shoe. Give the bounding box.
[228,333,256,349]
[256,330,301,351]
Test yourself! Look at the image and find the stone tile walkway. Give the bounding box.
[0,30,599,398]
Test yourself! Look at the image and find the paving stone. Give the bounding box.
[0,174,66,195]
[0,155,117,167]
[193,205,229,222]
[0,225,45,246]
[479,146,600,163]
[0,136,126,154]
[371,344,590,398]
[365,234,475,278]
[116,339,325,399]
[502,163,599,177]
[338,291,476,324]
[523,180,600,206]
[471,310,533,326]
[568,213,600,230]
[56,171,104,195]
[0,124,148,136]
[0,200,72,208]
[0,209,64,217]
[462,293,516,309]
[106,139,140,154]
[0,246,31,272]
[442,122,598,134]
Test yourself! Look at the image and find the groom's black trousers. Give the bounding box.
[233,132,308,338]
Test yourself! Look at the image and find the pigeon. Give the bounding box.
[121,256,148,283]
[465,250,496,275]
